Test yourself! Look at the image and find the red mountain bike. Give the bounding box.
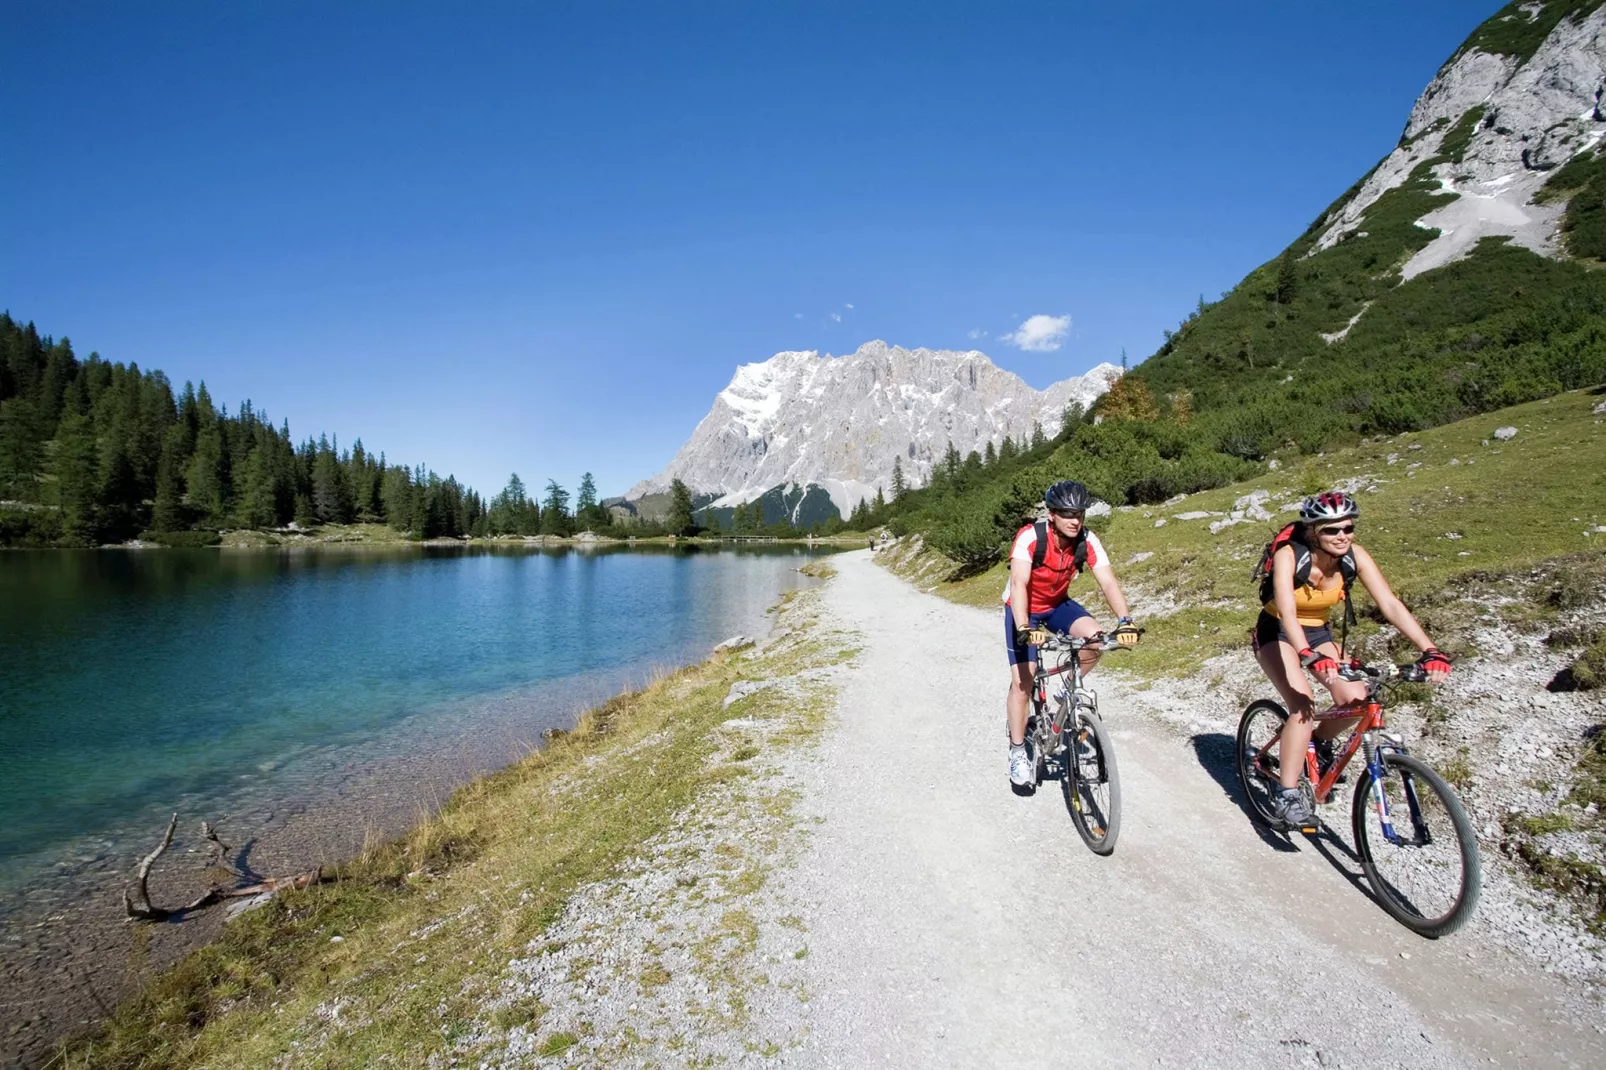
[1025,628,1129,855]
[1236,660,1481,937]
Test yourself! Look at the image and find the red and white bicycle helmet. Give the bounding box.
[1299,490,1359,524]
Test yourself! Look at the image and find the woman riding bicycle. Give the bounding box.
[1254,490,1451,828]
[1004,479,1140,787]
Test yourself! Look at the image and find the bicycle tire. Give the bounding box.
[1351,751,1481,938]
[1065,707,1121,855]
[1236,699,1293,827]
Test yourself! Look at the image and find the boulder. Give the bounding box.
[1493,426,1518,441]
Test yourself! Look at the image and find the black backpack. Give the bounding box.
[1252,522,1358,629]
[1030,520,1088,575]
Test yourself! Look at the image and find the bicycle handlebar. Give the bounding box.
[1336,661,1429,685]
[1027,628,1141,653]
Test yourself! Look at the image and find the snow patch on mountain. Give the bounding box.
[1310,4,1605,278]
[629,341,1120,518]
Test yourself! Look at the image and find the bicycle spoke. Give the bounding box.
[1354,755,1480,935]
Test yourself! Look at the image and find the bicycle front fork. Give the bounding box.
[1362,731,1428,847]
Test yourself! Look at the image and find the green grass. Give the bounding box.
[887,387,1606,679]
[57,588,849,1069]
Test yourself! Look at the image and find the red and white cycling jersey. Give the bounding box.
[1001,524,1107,613]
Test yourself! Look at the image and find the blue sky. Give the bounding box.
[2,2,1494,499]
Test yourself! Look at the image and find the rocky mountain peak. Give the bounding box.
[629,343,1120,518]
[1313,1,1605,279]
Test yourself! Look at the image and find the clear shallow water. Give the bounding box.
[0,544,831,905]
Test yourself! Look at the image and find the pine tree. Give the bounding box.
[998,436,1018,464]
[943,441,961,485]
[0,397,41,499]
[186,424,227,526]
[576,471,606,530]
[238,446,279,528]
[541,479,571,535]
[311,439,350,523]
[151,424,189,531]
[983,440,997,467]
[1275,249,1298,305]
[667,478,695,536]
[52,408,101,543]
[890,455,906,500]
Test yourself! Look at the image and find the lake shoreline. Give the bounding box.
[0,519,876,552]
[0,552,831,1068]
[23,569,834,1068]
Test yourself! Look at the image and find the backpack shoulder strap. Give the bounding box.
[1031,520,1049,569]
[1339,549,1359,626]
[1072,531,1088,573]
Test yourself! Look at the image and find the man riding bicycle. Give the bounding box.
[1005,480,1140,787]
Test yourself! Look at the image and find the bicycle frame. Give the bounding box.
[1028,635,1104,742]
[1250,664,1433,847]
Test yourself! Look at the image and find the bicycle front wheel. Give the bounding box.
[1065,707,1121,855]
[1351,751,1481,937]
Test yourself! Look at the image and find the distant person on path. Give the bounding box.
[1005,480,1140,787]
[1252,491,1451,828]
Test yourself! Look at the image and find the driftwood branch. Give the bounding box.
[123,814,323,922]
[122,812,179,920]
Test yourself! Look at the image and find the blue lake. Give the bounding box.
[0,544,834,909]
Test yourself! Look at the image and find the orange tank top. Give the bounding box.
[1263,579,1346,627]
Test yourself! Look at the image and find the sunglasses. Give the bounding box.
[1050,510,1085,521]
[1317,524,1355,536]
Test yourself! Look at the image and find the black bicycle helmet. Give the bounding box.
[1298,490,1359,524]
[1044,480,1093,515]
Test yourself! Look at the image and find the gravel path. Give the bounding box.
[780,550,1603,1068]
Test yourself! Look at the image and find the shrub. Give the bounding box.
[0,508,63,546]
[927,512,1005,567]
[145,529,222,548]
[1570,640,1606,691]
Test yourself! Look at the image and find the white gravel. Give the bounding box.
[454,550,1605,1067]
[778,551,1603,1068]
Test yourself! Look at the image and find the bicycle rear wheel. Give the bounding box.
[1236,699,1291,827]
[1065,707,1121,855]
[1351,751,1481,937]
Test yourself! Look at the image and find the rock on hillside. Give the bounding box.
[629,340,1119,518]
[1316,1,1605,277]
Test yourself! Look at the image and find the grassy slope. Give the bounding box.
[59,573,848,1069]
[893,387,1605,670]
[881,389,1606,927]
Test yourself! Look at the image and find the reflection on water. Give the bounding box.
[0,543,833,908]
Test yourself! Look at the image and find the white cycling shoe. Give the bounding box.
[1008,744,1034,786]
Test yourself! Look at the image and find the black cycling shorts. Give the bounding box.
[1251,612,1333,654]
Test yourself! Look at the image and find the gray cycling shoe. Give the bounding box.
[1270,786,1316,830]
[1008,744,1033,786]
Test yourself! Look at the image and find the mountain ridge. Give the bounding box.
[629,340,1119,517]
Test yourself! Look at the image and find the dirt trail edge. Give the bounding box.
[779,549,1602,1069]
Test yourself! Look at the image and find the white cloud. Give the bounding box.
[794,312,804,319]
[844,303,854,309]
[829,312,842,322]
[966,328,987,340]
[1001,313,1071,352]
